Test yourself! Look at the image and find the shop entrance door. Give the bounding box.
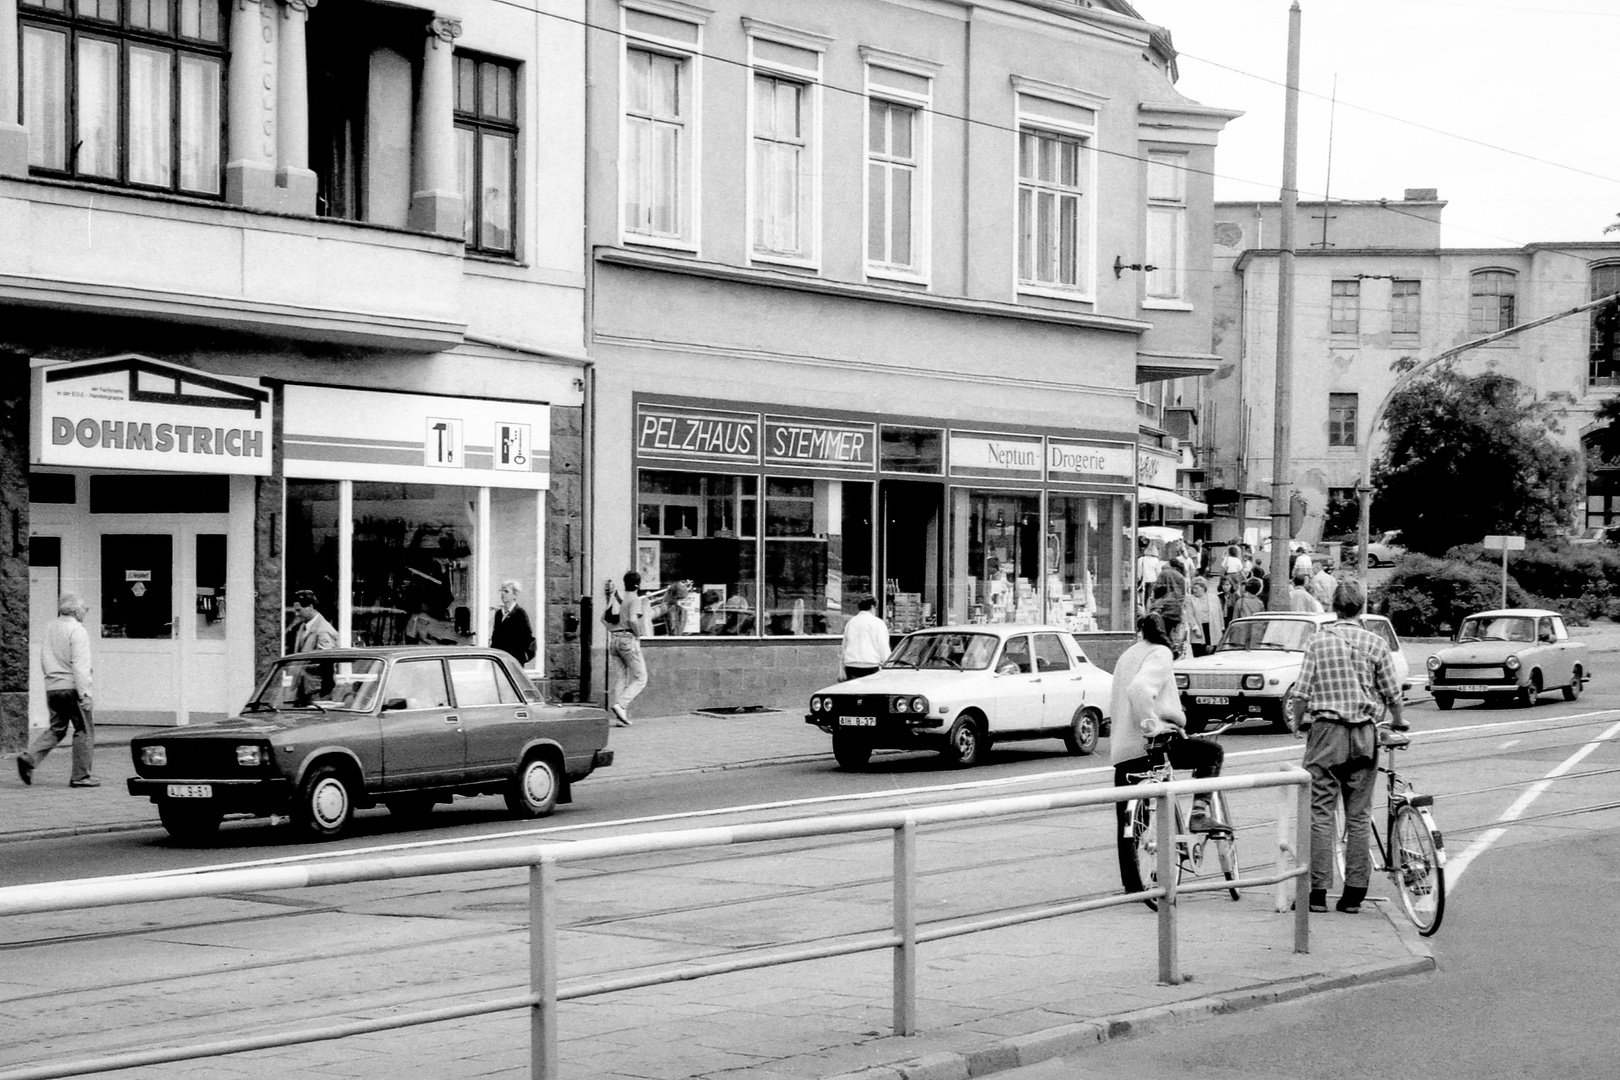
[879,481,942,635]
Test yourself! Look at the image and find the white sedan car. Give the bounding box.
[1174,612,1412,733]
[805,625,1114,769]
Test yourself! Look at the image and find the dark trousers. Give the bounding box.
[1114,737,1224,830]
[25,690,94,782]
[842,665,880,682]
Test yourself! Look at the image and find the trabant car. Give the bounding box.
[1174,612,1412,732]
[805,625,1113,769]
[128,647,613,842]
[1426,608,1588,709]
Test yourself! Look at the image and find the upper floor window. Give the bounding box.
[1469,269,1517,334]
[1144,151,1187,303]
[623,41,695,246]
[1591,264,1620,387]
[20,0,225,195]
[454,52,518,256]
[1390,279,1420,336]
[751,72,816,262]
[1328,393,1358,447]
[866,94,923,278]
[1017,127,1089,292]
[1330,279,1360,337]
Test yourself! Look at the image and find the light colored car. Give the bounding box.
[1351,530,1406,568]
[1426,608,1588,709]
[1174,612,1412,732]
[804,625,1113,769]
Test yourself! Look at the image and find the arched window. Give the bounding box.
[1469,269,1517,334]
[1590,264,1620,387]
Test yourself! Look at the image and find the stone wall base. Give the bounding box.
[0,691,28,755]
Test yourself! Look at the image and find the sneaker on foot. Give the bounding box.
[1187,812,1229,835]
[610,704,631,727]
[16,757,33,786]
[69,777,101,788]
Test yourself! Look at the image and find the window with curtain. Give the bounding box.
[1144,151,1187,301]
[1328,392,1358,447]
[1017,126,1088,291]
[867,97,920,275]
[1469,269,1517,334]
[1390,279,1421,336]
[624,46,691,243]
[454,51,518,256]
[751,73,815,261]
[20,0,225,194]
[1330,279,1360,336]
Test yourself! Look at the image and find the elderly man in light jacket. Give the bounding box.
[16,593,97,788]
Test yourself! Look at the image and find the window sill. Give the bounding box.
[1141,298,1194,312]
[1017,283,1096,305]
[623,232,700,256]
[465,252,527,270]
[749,251,821,273]
[866,265,930,288]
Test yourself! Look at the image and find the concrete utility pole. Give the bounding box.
[1268,1,1303,610]
[1354,292,1620,579]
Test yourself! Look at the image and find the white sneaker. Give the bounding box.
[610,703,631,726]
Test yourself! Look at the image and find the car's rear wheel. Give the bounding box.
[158,802,221,844]
[1563,667,1584,701]
[832,733,871,770]
[505,754,561,818]
[1433,692,1455,711]
[942,715,984,767]
[295,763,355,840]
[1063,707,1101,756]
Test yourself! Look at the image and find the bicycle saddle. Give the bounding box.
[1377,728,1411,749]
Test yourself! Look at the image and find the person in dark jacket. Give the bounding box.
[490,580,537,666]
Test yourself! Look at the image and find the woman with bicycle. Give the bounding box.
[1109,612,1227,835]
[1290,579,1407,915]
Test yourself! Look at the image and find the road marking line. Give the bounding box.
[1499,739,1522,749]
[1446,719,1620,888]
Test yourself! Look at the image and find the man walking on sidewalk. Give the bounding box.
[16,593,98,788]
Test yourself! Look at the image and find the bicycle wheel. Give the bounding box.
[1118,795,1182,911]
[1213,791,1240,901]
[1392,804,1446,935]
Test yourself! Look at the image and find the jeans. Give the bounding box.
[1309,755,1377,891]
[608,632,648,715]
[25,690,95,782]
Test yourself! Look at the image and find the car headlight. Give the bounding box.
[911,696,928,714]
[140,745,167,767]
[1505,655,1521,671]
[1427,655,1441,672]
[894,696,910,713]
[1174,674,1189,689]
[810,696,823,713]
[236,745,264,767]
[1242,674,1264,690]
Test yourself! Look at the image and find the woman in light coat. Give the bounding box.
[1187,576,1225,657]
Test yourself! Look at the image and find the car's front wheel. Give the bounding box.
[505,754,561,818]
[1519,673,1542,708]
[942,715,984,767]
[158,802,221,844]
[832,733,871,770]
[1063,707,1101,756]
[1433,692,1455,711]
[1564,667,1584,701]
[295,763,355,840]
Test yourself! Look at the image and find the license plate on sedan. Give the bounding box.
[1446,684,1495,693]
[839,716,877,726]
[1194,696,1230,705]
[166,784,213,798]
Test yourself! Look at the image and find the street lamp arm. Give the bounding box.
[1354,293,1620,578]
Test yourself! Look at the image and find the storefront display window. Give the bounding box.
[763,478,873,636]
[195,533,227,641]
[638,470,758,636]
[880,426,943,474]
[101,533,174,639]
[285,480,340,653]
[352,483,475,647]
[1047,494,1129,632]
[491,487,540,634]
[950,490,1041,625]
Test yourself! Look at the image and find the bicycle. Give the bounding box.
[1334,725,1446,935]
[1117,722,1240,910]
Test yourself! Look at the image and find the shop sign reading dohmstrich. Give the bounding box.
[637,405,760,463]
[764,416,876,471]
[1047,441,1135,488]
[948,432,1044,480]
[283,385,551,488]
[32,355,271,476]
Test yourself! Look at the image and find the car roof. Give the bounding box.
[1462,609,1560,620]
[912,625,1076,637]
[280,646,516,661]
[1229,612,1393,626]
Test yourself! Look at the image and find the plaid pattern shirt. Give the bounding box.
[1295,619,1400,725]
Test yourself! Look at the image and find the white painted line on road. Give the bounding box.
[1446,719,1620,889]
[1499,739,1523,749]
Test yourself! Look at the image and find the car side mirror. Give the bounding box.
[382,697,409,712]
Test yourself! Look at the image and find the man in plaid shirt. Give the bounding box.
[1291,579,1406,915]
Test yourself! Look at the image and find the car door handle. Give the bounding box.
[444,714,460,723]
[514,710,531,720]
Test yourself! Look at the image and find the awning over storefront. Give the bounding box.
[1138,485,1206,513]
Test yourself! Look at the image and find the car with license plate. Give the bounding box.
[804,625,1113,769]
[1425,608,1587,709]
[127,647,614,842]
[1174,612,1412,732]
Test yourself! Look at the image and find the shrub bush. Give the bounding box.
[1374,553,1529,636]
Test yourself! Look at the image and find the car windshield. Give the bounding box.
[1216,618,1315,652]
[1457,616,1535,643]
[250,658,385,712]
[886,632,1000,671]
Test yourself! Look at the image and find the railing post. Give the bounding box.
[892,818,917,1036]
[1275,785,1293,913]
[530,856,559,1080]
[1156,792,1179,984]
[1294,779,1312,954]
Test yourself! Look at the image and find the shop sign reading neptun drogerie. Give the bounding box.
[31,356,272,477]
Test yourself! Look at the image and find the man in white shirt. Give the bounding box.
[1310,564,1337,608]
[841,598,891,681]
[1290,573,1324,613]
[17,593,97,788]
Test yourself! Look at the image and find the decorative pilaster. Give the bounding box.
[224,0,280,208]
[274,0,317,213]
[0,0,29,176]
[408,16,466,237]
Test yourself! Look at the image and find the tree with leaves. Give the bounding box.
[1371,369,1576,556]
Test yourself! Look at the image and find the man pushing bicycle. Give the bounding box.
[1290,579,1407,915]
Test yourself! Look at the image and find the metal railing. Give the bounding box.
[0,769,1314,1080]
